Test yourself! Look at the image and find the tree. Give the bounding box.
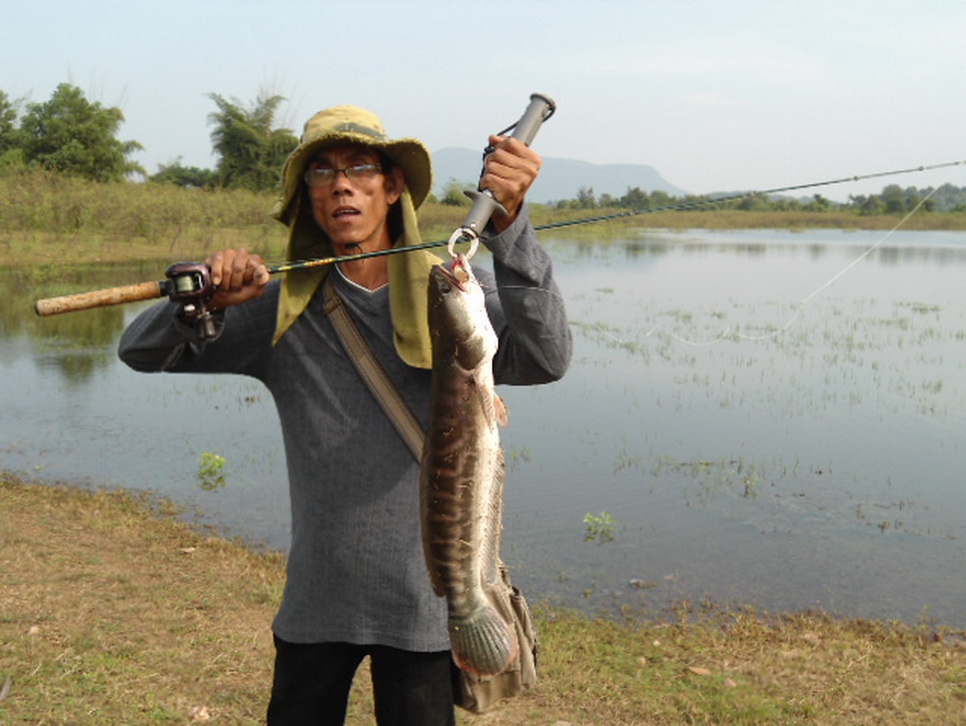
[737,195,768,211]
[619,186,649,209]
[849,194,884,215]
[19,83,144,181]
[931,183,966,212]
[803,194,831,212]
[903,185,927,212]
[439,178,473,206]
[881,184,908,214]
[207,92,298,191]
[0,90,24,170]
[599,193,618,208]
[150,158,217,189]
[0,90,20,152]
[576,186,597,209]
[648,190,673,209]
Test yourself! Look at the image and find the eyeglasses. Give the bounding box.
[304,163,383,188]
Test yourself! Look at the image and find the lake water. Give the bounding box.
[3,228,965,627]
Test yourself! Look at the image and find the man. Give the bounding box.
[118,105,571,725]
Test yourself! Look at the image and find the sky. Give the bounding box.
[3,0,964,202]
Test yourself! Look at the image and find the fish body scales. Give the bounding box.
[421,256,517,676]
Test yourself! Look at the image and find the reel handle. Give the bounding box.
[459,93,556,239]
[35,281,165,316]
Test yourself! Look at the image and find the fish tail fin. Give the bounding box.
[449,605,518,676]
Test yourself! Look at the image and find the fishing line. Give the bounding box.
[267,158,965,274]
[270,159,957,352]
[575,184,945,350]
[733,186,941,343]
[32,156,964,321]
[531,159,964,232]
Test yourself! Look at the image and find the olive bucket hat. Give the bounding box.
[274,105,433,224]
[270,106,441,369]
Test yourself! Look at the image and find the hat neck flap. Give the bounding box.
[273,188,441,370]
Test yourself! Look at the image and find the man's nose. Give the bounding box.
[330,170,354,193]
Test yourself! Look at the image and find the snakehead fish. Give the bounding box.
[420,253,517,676]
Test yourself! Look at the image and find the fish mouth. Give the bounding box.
[437,254,472,290]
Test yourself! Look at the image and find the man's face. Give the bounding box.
[305,143,403,253]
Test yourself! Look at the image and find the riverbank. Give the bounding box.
[3,165,965,269]
[2,472,963,725]
[5,208,964,271]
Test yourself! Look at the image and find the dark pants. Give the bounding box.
[266,636,457,726]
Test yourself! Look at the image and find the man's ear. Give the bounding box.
[385,166,405,204]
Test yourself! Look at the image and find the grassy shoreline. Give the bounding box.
[5,207,964,270]
[4,176,965,722]
[2,472,964,725]
[2,169,965,269]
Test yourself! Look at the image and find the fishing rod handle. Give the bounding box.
[459,93,556,238]
[35,280,165,316]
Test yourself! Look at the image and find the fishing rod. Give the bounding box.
[270,93,557,273]
[529,158,966,232]
[34,93,556,328]
[203,156,966,274]
[33,138,961,320]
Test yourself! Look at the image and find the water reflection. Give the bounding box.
[3,229,966,627]
[608,228,966,264]
[2,265,142,343]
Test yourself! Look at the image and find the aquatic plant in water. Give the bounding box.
[197,451,227,491]
[583,511,616,544]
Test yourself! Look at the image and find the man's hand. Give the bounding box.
[479,135,542,232]
[205,248,270,310]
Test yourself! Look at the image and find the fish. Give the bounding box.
[420,253,517,676]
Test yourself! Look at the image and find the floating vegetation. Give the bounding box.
[583,511,617,545]
[506,445,532,471]
[569,318,649,356]
[651,455,770,499]
[197,451,227,491]
[613,447,642,474]
[901,301,941,315]
[6,228,965,629]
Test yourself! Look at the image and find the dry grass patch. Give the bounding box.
[2,473,964,725]
[1,473,284,723]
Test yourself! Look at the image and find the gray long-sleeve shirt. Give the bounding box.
[118,208,571,651]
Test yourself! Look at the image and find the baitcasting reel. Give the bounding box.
[164,262,217,340]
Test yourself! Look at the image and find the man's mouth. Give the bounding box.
[333,206,360,218]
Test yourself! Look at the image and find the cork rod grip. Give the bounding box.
[35,281,165,316]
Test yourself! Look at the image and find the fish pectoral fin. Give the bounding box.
[474,376,508,429]
[495,394,508,427]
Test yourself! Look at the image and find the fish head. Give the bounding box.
[428,254,496,369]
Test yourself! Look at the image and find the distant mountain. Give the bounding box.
[431,147,690,204]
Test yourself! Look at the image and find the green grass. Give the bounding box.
[2,170,965,268]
